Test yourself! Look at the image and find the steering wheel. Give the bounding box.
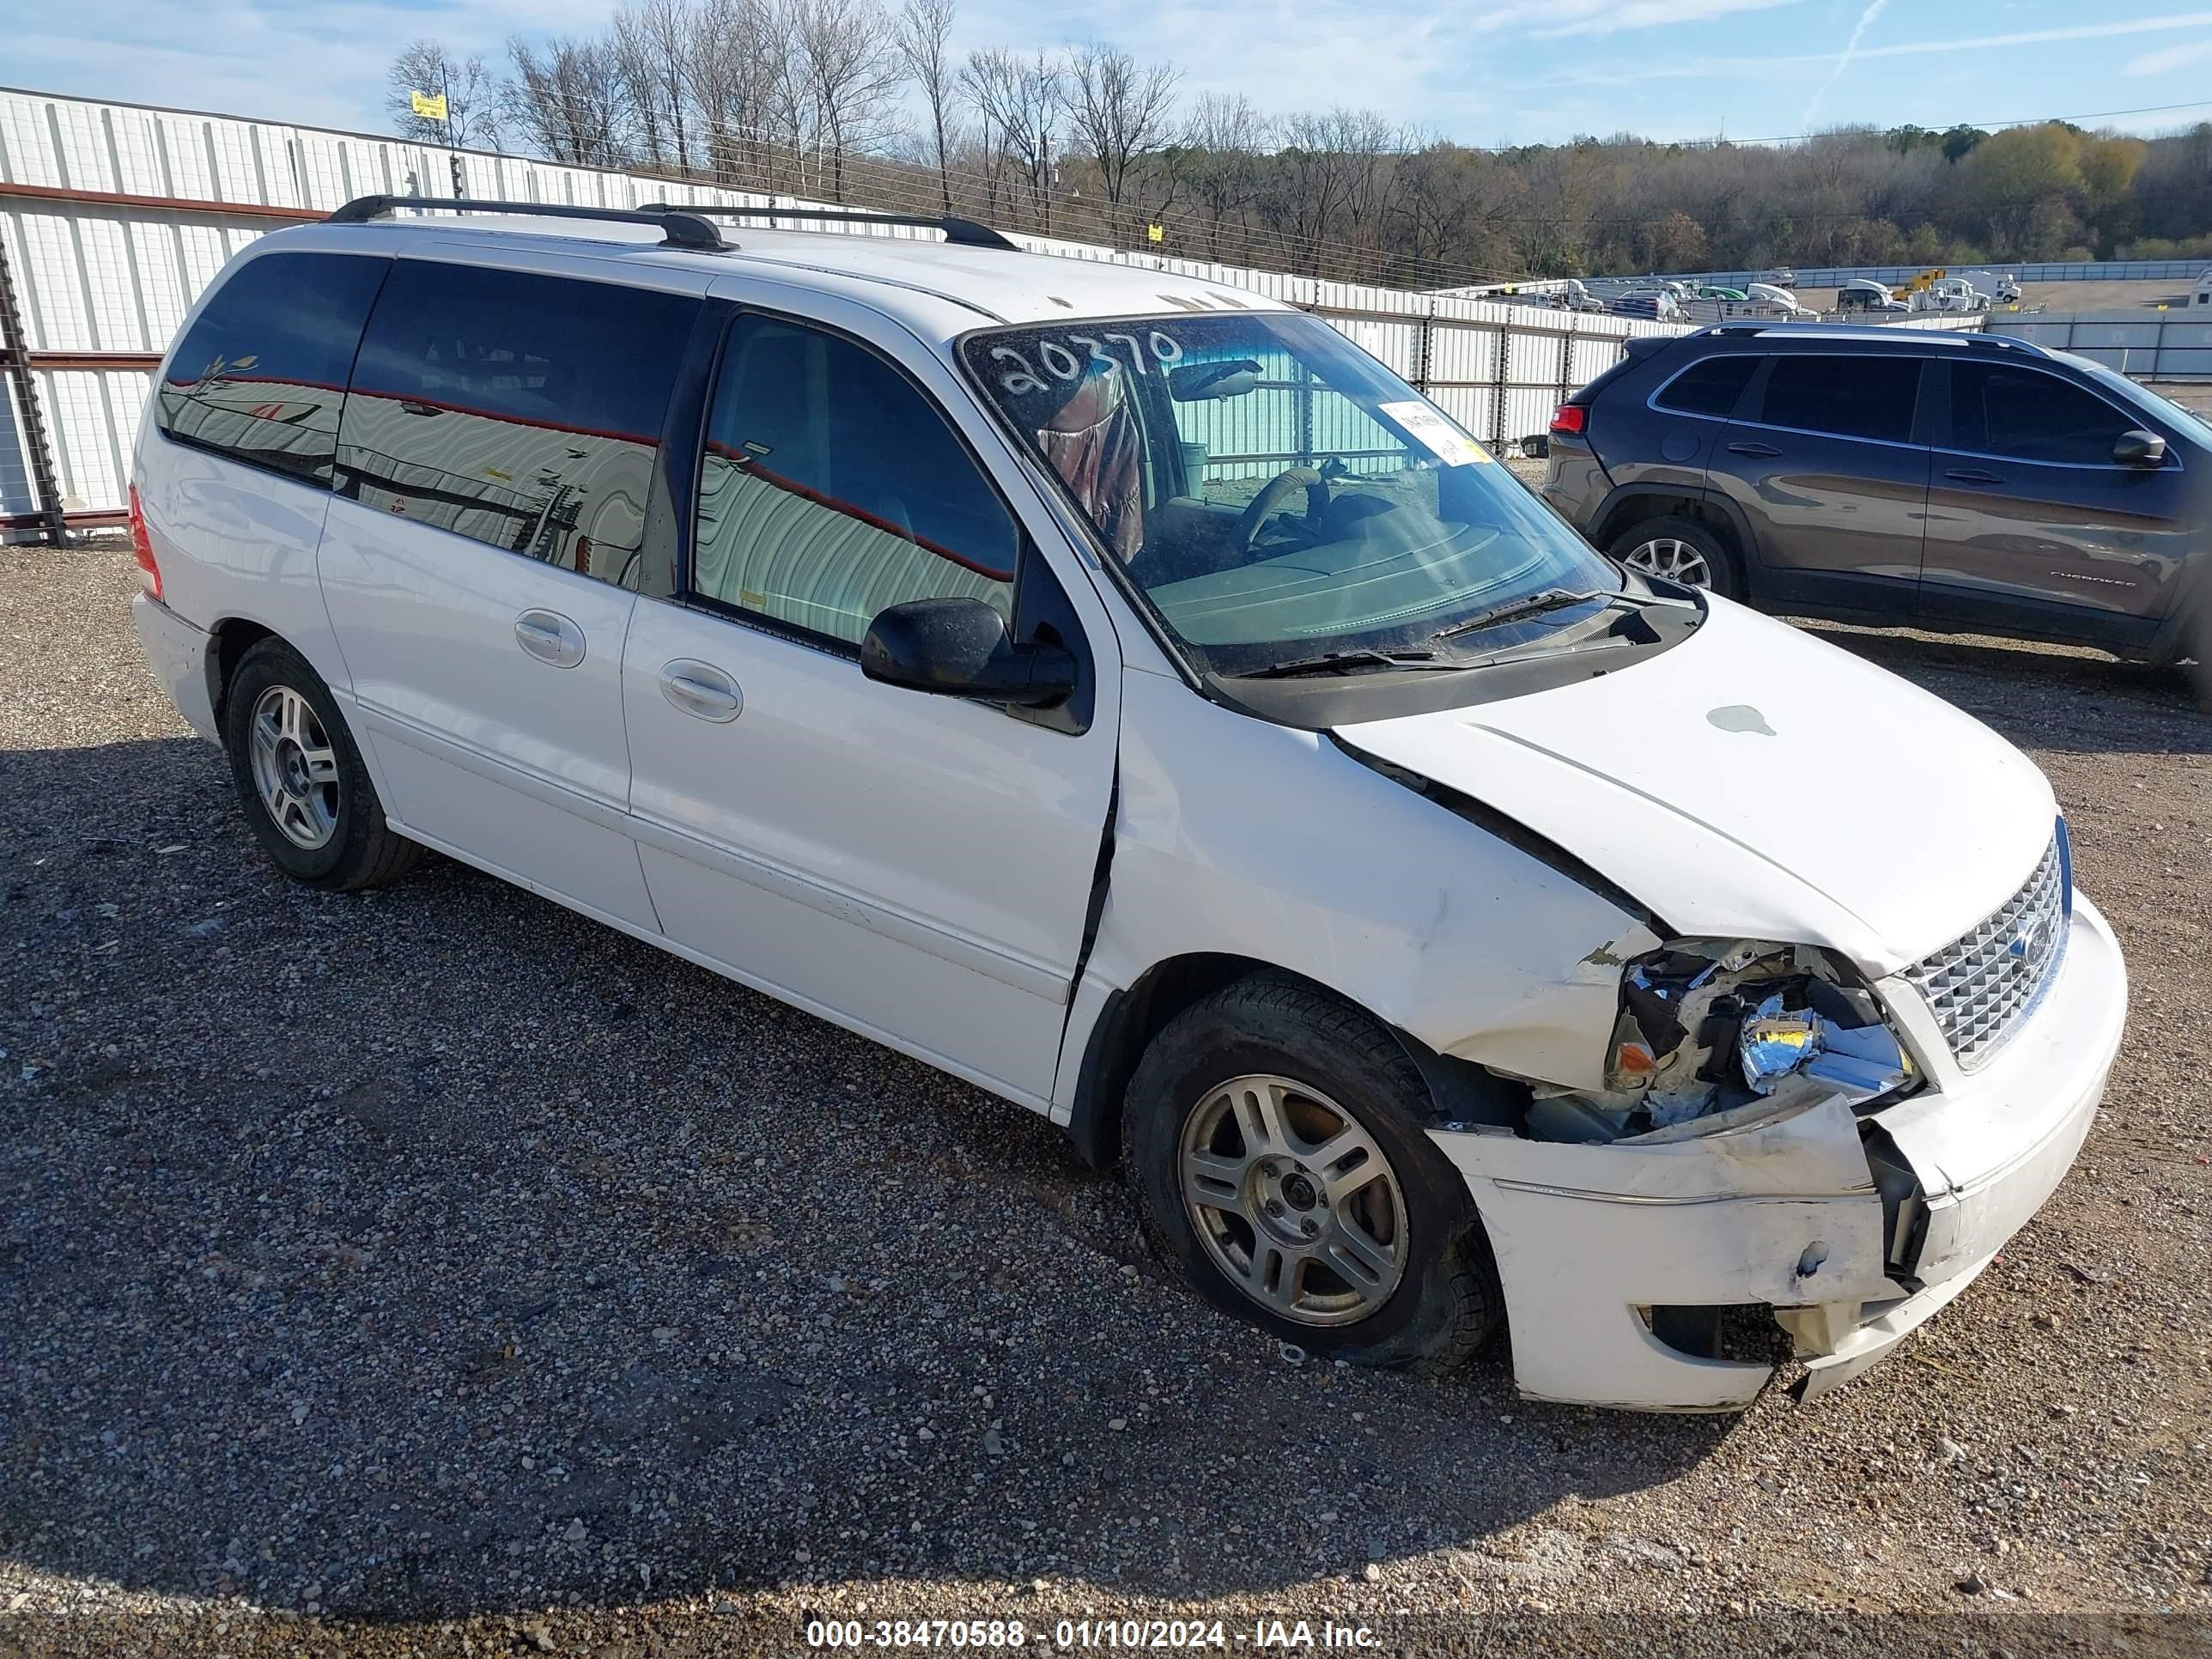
[1231,465,1329,553]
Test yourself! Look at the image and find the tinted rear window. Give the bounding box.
[337,262,697,582]
[155,251,389,488]
[1757,355,1921,444]
[1653,354,1756,417]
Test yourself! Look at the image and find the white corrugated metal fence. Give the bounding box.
[0,85,1686,539]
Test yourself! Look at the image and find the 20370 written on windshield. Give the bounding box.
[989,328,1496,475]
[984,329,1186,397]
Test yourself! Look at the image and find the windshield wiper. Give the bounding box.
[1231,648,1468,681]
[1427,587,1607,645]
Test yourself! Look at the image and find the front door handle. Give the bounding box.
[514,608,586,668]
[1726,441,1781,459]
[1944,467,2003,484]
[659,659,743,723]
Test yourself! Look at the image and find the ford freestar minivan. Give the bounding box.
[129,198,2129,1411]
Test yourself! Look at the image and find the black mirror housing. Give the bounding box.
[860,597,1078,708]
[2114,429,2167,468]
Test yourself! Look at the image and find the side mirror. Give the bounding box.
[860,597,1077,708]
[2114,429,2167,468]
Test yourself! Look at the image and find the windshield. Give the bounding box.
[956,313,1618,676]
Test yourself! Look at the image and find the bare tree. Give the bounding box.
[1329,110,1409,252]
[765,0,823,191]
[686,0,779,190]
[502,34,631,167]
[1063,42,1178,231]
[1175,91,1270,258]
[386,40,496,149]
[612,14,669,170]
[1271,112,1357,273]
[896,0,959,214]
[613,0,696,176]
[792,0,902,201]
[960,48,1062,231]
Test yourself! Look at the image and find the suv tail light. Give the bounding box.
[1549,403,1588,437]
[129,483,162,602]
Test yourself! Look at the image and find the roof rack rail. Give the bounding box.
[325,195,729,252]
[1954,331,2048,355]
[641,203,1021,252]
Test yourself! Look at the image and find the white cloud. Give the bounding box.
[1801,0,1892,126]
[2125,36,2212,75]
[961,0,1455,121]
[1504,0,1802,36]
[1513,9,2212,94]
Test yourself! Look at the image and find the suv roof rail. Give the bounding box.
[643,203,1022,252]
[1954,331,2051,357]
[325,195,729,252]
[1692,321,2049,356]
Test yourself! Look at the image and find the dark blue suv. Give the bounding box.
[1541,325,2210,663]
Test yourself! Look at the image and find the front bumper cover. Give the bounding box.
[1428,894,2127,1412]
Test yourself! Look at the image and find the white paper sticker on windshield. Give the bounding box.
[1379,400,1490,465]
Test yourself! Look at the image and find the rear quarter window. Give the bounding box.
[1652,354,1758,417]
[154,251,391,489]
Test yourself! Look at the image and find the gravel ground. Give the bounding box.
[2,550,2208,1658]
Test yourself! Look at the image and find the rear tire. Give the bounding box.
[1123,974,1502,1373]
[1609,514,1741,599]
[221,638,420,891]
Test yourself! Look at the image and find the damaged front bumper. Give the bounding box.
[1427,894,2127,1412]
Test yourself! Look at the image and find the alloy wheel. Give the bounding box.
[1621,536,1714,586]
[1178,1073,1408,1326]
[247,684,341,850]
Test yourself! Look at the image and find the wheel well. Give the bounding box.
[204,618,276,723]
[1595,494,1742,560]
[1062,954,1523,1170]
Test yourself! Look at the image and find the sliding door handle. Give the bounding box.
[1726,441,1781,459]
[514,609,586,668]
[1944,467,2003,484]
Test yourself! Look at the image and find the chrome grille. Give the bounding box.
[1903,829,2069,1071]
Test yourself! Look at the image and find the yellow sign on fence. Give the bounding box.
[410,90,448,122]
[1146,223,1164,244]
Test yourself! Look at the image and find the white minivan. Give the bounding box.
[129,198,2128,1411]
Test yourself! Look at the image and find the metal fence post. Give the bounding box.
[0,229,69,544]
[1492,323,1510,453]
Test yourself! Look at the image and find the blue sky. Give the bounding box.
[4,0,2211,149]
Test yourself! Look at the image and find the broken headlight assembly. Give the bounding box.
[1526,939,1918,1145]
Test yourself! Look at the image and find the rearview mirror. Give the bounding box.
[860,597,1077,708]
[2114,428,2167,468]
[1168,360,1263,402]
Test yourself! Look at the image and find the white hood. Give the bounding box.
[1337,598,2056,977]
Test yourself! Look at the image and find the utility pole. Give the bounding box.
[443,63,465,198]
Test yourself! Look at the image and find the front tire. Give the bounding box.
[1609,514,1741,599]
[221,638,420,891]
[1124,975,1502,1372]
